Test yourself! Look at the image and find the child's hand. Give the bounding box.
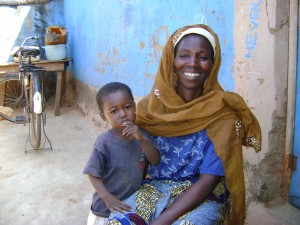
[122,121,144,141]
[104,194,132,213]
[122,121,160,166]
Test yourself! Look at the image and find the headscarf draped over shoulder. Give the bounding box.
[136,24,262,225]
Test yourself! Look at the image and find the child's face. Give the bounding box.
[100,90,136,130]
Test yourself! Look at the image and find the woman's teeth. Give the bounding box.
[184,72,201,77]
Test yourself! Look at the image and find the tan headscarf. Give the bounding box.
[136,24,262,225]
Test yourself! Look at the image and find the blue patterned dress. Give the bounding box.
[108,130,229,225]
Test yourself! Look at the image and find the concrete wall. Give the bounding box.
[235,0,290,207]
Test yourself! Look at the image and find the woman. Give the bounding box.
[108,24,261,225]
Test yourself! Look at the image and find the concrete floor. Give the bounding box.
[0,105,300,225]
[0,106,99,225]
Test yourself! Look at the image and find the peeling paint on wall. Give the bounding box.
[63,0,235,96]
[150,26,168,62]
[139,42,145,49]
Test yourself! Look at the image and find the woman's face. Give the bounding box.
[174,34,214,97]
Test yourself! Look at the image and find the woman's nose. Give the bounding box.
[188,55,199,66]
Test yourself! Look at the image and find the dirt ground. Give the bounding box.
[0,105,300,225]
[0,105,99,225]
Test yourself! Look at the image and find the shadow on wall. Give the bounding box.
[0,0,63,63]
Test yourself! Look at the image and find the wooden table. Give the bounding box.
[0,58,71,116]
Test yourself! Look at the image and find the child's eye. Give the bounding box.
[110,109,117,114]
[125,105,132,110]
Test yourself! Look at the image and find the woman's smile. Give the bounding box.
[184,72,203,77]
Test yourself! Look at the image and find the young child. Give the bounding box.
[83,82,160,225]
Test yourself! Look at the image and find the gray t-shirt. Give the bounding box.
[83,128,151,217]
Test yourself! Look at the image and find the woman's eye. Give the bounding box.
[199,55,208,60]
[178,54,189,58]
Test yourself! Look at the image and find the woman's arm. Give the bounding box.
[88,174,132,213]
[150,174,221,225]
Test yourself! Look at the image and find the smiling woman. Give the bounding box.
[108,24,261,225]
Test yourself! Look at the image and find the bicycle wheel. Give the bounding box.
[29,72,42,149]
[0,73,24,108]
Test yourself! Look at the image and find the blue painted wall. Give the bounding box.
[63,0,235,97]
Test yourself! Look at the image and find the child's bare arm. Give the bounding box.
[122,122,160,165]
[138,133,160,165]
[88,174,131,213]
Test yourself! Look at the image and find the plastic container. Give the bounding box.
[45,26,67,45]
[44,44,67,61]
